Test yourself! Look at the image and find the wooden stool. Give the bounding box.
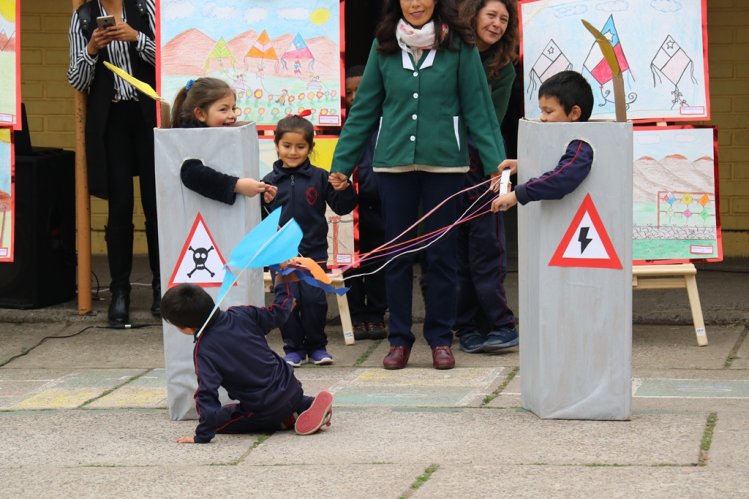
[632,263,707,346]
[264,271,355,345]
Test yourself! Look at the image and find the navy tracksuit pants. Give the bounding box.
[455,166,516,335]
[278,264,328,354]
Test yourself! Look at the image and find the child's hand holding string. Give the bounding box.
[491,191,517,212]
[263,185,278,204]
[328,172,351,191]
[235,178,269,198]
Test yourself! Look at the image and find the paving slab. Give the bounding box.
[488,369,749,412]
[0,368,147,410]
[4,325,164,369]
[245,407,706,466]
[329,367,506,407]
[0,409,242,466]
[633,325,742,369]
[708,411,749,469]
[414,465,749,499]
[1,464,423,499]
[87,368,167,409]
[0,323,74,365]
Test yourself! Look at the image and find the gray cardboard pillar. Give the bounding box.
[154,124,263,420]
[517,120,633,420]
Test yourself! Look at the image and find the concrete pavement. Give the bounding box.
[0,256,747,498]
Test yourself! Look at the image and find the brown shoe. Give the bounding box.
[383,345,411,370]
[432,346,455,370]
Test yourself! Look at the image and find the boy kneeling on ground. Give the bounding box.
[161,265,333,443]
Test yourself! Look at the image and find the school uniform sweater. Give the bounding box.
[331,36,504,177]
[262,159,357,262]
[514,139,594,205]
[192,282,298,443]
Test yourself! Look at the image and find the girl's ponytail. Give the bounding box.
[170,86,189,128]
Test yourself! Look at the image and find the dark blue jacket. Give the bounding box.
[192,282,297,443]
[262,159,357,261]
[514,140,593,205]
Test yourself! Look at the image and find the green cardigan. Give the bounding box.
[332,37,505,176]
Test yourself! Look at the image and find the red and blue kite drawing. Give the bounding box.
[583,15,637,109]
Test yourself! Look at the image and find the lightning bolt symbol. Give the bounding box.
[578,227,592,253]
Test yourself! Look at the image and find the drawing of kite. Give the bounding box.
[203,37,236,74]
[527,39,572,96]
[245,30,280,73]
[583,15,637,108]
[281,33,315,72]
[650,35,698,108]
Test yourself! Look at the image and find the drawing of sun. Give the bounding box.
[310,7,330,25]
[0,0,15,23]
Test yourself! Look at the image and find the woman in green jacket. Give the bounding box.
[331,0,506,370]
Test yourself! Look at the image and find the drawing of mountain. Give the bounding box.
[633,154,715,203]
[0,30,15,51]
[162,29,216,75]
[163,29,341,81]
[226,29,258,60]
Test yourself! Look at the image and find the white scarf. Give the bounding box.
[396,19,437,62]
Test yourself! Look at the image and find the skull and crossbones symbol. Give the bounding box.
[187,246,214,278]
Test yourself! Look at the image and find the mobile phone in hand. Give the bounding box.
[96,15,116,29]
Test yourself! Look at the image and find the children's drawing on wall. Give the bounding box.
[527,39,572,97]
[632,127,720,262]
[0,0,19,127]
[521,0,708,121]
[257,137,354,268]
[650,35,699,109]
[159,0,341,127]
[582,15,637,110]
[0,128,13,262]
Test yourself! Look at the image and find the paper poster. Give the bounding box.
[157,0,342,128]
[0,128,12,261]
[0,0,20,128]
[632,126,721,262]
[521,0,709,122]
[258,136,354,268]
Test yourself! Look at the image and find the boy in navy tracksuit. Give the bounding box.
[160,275,333,443]
[261,114,357,367]
[492,71,595,212]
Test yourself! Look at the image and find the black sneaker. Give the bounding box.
[353,322,370,340]
[458,331,485,353]
[484,327,519,352]
[366,322,387,340]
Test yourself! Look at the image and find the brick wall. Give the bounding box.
[18,1,749,256]
[707,0,749,255]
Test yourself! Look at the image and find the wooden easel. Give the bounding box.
[632,263,708,346]
[263,270,355,345]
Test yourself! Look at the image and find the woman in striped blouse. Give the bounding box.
[67,0,160,326]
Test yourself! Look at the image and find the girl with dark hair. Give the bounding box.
[261,115,357,368]
[331,0,507,370]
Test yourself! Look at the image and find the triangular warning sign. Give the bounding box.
[548,194,622,269]
[167,213,231,288]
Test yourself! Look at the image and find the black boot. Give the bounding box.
[109,288,130,326]
[106,225,133,326]
[145,221,161,317]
